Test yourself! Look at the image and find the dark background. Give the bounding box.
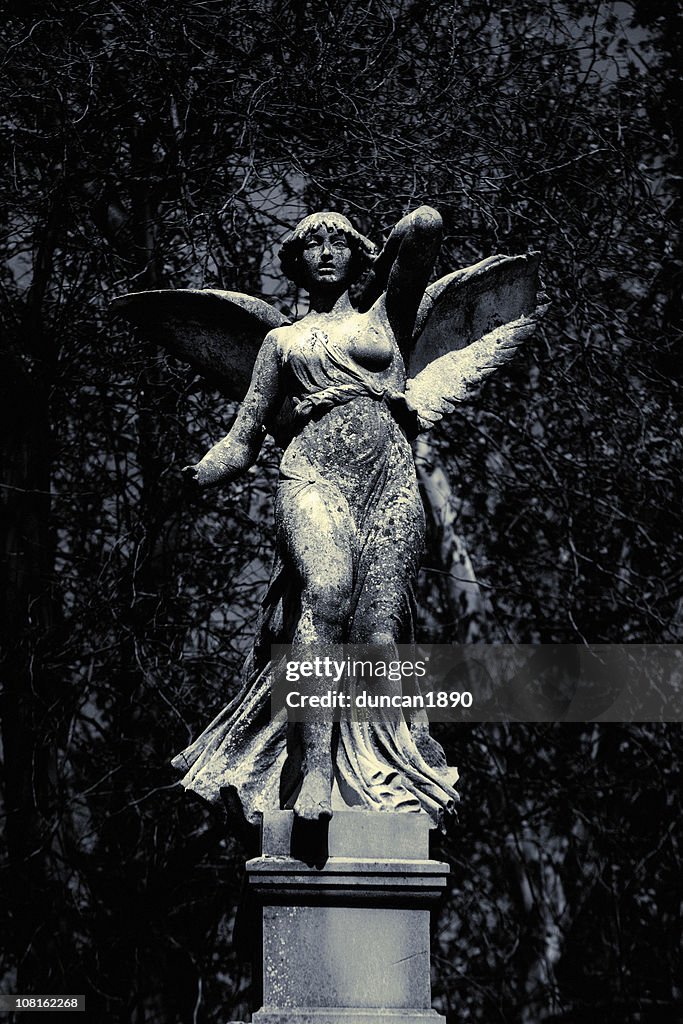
[0,2,681,1021]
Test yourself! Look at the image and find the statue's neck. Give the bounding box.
[306,289,354,316]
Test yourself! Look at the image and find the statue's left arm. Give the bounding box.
[185,331,282,488]
[357,206,442,354]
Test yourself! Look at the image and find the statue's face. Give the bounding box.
[300,226,354,289]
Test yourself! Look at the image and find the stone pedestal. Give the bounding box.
[245,810,448,1024]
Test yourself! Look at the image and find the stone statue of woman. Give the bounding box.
[113,206,545,828]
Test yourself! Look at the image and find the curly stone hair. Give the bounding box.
[278,211,377,288]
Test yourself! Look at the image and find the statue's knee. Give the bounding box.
[366,630,396,648]
[304,574,352,623]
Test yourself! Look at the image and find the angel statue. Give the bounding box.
[112,206,544,829]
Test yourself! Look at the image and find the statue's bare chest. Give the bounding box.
[278,314,396,376]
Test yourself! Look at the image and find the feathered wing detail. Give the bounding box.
[406,312,543,431]
[405,253,547,432]
[110,288,291,402]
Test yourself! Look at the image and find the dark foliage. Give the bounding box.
[0,2,680,1022]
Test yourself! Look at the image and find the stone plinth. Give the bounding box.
[245,810,448,1024]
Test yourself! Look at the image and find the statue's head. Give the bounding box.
[279,212,377,290]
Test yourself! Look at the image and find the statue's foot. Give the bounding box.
[294,769,333,821]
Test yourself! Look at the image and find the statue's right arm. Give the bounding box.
[185,331,282,488]
[356,207,442,353]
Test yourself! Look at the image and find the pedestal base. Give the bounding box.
[245,811,448,1024]
[253,1010,444,1024]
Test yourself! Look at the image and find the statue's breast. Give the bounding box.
[347,322,393,371]
[278,318,394,378]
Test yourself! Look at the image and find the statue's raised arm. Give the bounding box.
[356,205,443,350]
[111,206,546,830]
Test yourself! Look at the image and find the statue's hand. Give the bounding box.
[182,446,245,490]
[181,464,202,499]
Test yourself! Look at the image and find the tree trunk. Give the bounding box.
[0,196,64,994]
[415,436,488,643]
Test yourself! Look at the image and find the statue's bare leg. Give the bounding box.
[279,481,354,821]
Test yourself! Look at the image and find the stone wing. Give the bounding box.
[406,253,546,432]
[110,288,291,402]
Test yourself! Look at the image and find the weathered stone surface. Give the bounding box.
[246,811,447,1024]
[114,206,544,830]
[261,809,430,861]
[169,209,463,830]
[409,251,541,374]
[251,1007,445,1023]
